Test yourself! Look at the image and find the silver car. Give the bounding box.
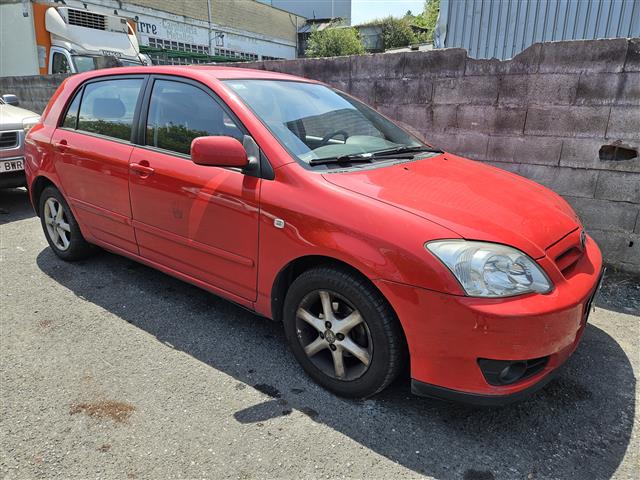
[0,94,40,189]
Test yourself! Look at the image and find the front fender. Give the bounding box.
[253,164,465,318]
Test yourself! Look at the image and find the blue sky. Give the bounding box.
[351,0,426,25]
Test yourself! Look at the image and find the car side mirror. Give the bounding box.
[2,94,19,106]
[191,136,249,168]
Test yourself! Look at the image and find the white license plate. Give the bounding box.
[0,158,24,173]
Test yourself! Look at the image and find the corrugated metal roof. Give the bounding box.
[436,0,640,59]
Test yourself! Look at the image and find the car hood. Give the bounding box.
[322,154,580,259]
[0,104,39,130]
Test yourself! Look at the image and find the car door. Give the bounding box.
[52,76,145,254]
[128,77,260,302]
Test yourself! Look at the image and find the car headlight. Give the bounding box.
[426,240,553,297]
[22,116,40,134]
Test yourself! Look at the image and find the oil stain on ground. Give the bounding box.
[70,400,135,424]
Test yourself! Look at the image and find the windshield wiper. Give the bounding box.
[308,155,375,166]
[370,145,443,158]
[308,145,442,167]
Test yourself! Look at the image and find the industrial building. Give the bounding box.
[436,0,640,59]
[1,0,306,71]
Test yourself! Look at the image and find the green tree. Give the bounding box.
[305,26,365,58]
[414,0,440,42]
[378,16,416,49]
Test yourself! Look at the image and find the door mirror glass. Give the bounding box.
[2,94,19,106]
[191,136,249,168]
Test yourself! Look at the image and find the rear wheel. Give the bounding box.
[39,186,95,261]
[283,266,405,398]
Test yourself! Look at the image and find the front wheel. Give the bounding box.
[39,186,96,261]
[283,266,406,398]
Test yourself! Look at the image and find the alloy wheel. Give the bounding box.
[295,289,373,381]
[43,197,71,251]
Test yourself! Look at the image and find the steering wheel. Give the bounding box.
[320,130,350,146]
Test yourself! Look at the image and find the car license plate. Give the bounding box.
[1,158,24,173]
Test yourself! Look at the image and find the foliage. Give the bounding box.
[305,26,365,58]
[376,16,417,49]
[413,0,440,42]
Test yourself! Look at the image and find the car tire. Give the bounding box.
[283,266,406,398]
[39,186,95,261]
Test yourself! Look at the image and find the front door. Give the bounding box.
[128,78,260,301]
[53,76,145,254]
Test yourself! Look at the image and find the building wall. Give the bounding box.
[2,38,638,271]
[63,0,303,61]
[129,0,304,44]
[271,0,352,23]
[436,0,640,59]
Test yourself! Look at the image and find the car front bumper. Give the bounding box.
[0,169,26,189]
[1,129,26,189]
[375,234,603,405]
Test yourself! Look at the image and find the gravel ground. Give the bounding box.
[1,187,638,480]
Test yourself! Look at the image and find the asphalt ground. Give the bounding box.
[1,187,638,480]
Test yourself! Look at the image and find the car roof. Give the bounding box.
[70,65,316,83]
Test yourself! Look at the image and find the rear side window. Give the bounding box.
[145,79,243,156]
[77,79,143,141]
[62,90,82,129]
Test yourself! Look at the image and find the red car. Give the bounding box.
[25,66,603,405]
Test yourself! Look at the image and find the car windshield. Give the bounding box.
[223,80,425,165]
[72,55,142,73]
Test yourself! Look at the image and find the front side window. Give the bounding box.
[145,80,243,156]
[223,80,423,164]
[77,78,143,141]
[52,52,71,74]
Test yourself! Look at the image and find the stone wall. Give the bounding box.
[238,38,640,273]
[1,38,638,271]
[0,74,69,114]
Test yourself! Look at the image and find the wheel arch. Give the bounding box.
[30,175,57,216]
[270,255,405,332]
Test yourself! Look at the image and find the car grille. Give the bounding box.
[0,131,19,149]
[547,228,585,278]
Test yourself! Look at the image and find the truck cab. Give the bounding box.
[0,1,149,77]
[45,6,149,74]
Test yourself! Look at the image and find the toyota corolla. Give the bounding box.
[24,66,603,405]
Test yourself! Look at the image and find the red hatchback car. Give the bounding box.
[25,66,603,405]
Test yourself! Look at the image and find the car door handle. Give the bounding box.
[53,139,68,152]
[130,162,155,177]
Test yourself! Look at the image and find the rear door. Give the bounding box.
[52,76,145,254]
[128,76,261,301]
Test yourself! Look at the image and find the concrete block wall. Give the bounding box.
[238,38,640,273]
[0,74,69,114]
[0,38,638,271]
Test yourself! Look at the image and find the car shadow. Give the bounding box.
[0,187,34,224]
[36,248,636,480]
